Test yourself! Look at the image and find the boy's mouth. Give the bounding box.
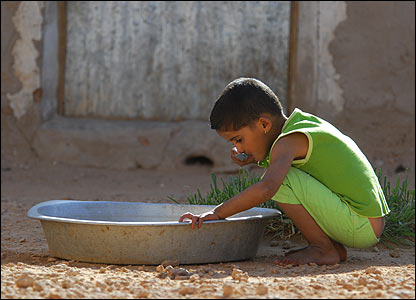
[235,152,251,161]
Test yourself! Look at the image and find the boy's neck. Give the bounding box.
[271,114,288,140]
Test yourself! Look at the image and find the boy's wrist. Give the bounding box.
[213,209,224,219]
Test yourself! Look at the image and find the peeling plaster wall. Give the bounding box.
[6,1,44,119]
[292,1,415,186]
[2,1,414,186]
[1,1,44,165]
[317,1,347,114]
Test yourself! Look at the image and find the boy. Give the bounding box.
[178,78,390,266]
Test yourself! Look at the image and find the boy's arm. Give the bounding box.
[179,133,308,228]
[213,132,308,219]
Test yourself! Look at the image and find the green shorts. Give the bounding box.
[272,167,379,248]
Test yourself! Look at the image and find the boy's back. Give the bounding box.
[258,108,390,218]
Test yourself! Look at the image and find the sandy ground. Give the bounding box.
[1,159,415,299]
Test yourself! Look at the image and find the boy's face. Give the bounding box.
[217,118,272,162]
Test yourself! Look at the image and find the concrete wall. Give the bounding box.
[63,1,290,120]
[1,1,43,165]
[291,1,415,185]
[2,1,415,186]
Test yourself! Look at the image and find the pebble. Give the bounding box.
[223,284,233,297]
[256,283,268,295]
[156,265,193,280]
[389,249,401,258]
[61,280,71,289]
[156,265,165,273]
[357,276,368,286]
[178,286,197,295]
[365,267,382,275]
[189,274,200,282]
[136,290,150,298]
[282,240,292,249]
[48,292,62,299]
[231,268,249,282]
[33,282,44,292]
[270,240,280,247]
[15,274,34,288]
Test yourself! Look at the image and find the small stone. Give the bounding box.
[256,283,268,295]
[282,240,292,249]
[270,240,280,247]
[189,274,199,282]
[156,265,165,273]
[61,280,71,289]
[231,268,249,282]
[15,274,34,288]
[371,245,379,252]
[365,267,382,275]
[389,249,400,258]
[223,284,233,297]
[48,292,62,299]
[19,238,25,243]
[33,283,43,292]
[178,286,196,295]
[136,290,150,298]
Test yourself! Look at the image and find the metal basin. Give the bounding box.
[28,200,281,265]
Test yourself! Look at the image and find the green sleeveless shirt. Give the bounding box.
[258,108,390,218]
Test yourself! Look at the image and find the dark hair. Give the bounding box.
[209,78,284,131]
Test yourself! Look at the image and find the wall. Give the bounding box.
[1,1,43,165]
[63,1,290,120]
[2,1,415,186]
[291,1,415,186]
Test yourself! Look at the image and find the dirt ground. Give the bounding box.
[1,158,415,299]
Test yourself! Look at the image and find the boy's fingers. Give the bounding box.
[178,212,192,222]
[178,213,209,229]
[192,216,199,229]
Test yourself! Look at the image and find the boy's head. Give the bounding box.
[209,78,286,162]
[209,78,284,132]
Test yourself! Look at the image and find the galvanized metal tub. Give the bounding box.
[27,200,281,265]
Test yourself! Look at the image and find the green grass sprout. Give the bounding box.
[169,168,415,247]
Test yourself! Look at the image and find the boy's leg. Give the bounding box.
[271,167,378,265]
[275,202,345,265]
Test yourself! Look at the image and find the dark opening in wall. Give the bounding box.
[184,156,214,167]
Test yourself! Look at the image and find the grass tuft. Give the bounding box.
[377,169,415,247]
[169,168,415,247]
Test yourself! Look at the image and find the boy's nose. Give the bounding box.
[235,145,245,153]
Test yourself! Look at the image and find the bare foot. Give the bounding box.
[284,239,347,262]
[330,239,347,262]
[275,244,340,266]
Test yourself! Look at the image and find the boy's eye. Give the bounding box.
[236,138,242,143]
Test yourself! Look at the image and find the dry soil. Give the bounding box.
[1,159,415,299]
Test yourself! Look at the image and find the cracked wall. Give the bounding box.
[6,1,43,119]
[2,1,414,186]
[292,1,415,186]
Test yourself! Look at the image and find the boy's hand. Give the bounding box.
[231,147,255,166]
[178,211,221,229]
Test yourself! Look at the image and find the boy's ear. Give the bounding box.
[258,116,273,133]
